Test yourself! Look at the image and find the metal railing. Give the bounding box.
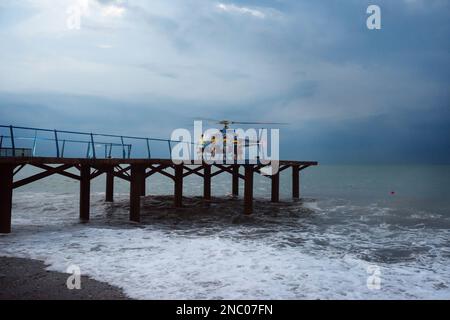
[0,125,191,159]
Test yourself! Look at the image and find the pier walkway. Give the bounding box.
[0,125,317,233]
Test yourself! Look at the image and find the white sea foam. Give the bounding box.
[1,191,450,300]
[302,201,321,212]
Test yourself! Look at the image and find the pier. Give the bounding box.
[0,125,317,233]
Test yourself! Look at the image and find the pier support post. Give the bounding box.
[130,164,144,222]
[232,165,239,196]
[271,171,280,203]
[140,166,146,196]
[203,164,211,200]
[105,166,114,202]
[0,164,14,234]
[174,165,183,207]
[79,164,91,221]
[292,165,300,199]
[244,165,253,214]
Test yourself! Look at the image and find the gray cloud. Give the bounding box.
[0,0,449,163]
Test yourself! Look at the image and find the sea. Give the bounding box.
[0,164,449,299]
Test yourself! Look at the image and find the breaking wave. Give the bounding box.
[1,190,449,299]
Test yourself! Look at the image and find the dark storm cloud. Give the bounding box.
[0,0,448,163]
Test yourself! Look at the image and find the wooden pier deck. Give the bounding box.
[0,157,317,233]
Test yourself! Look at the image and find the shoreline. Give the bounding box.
[0,256,130,300]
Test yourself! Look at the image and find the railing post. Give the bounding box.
[185,141,191,161]
[90,133,96,159]
[86,142,91,158]
[121,136,125,159]
[146,139,151,159]
[31,131,37,156]
[168,140,172,158]
[9,125,15,156]
[54,130,60,157]
[61,140,66,157]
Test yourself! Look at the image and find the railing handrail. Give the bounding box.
[0,124,195,159]
[0,124,189,144]
[0,135,132,147]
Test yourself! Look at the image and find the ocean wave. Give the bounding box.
[1,192,449,299]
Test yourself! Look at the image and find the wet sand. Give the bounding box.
[0,256,130,300]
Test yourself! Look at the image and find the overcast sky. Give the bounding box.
[0,0,449,163]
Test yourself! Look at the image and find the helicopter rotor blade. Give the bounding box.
[230,121,289,125]
[189,118,289,126]
[191,117,223,123]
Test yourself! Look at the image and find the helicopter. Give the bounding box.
[194,118,288,160]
